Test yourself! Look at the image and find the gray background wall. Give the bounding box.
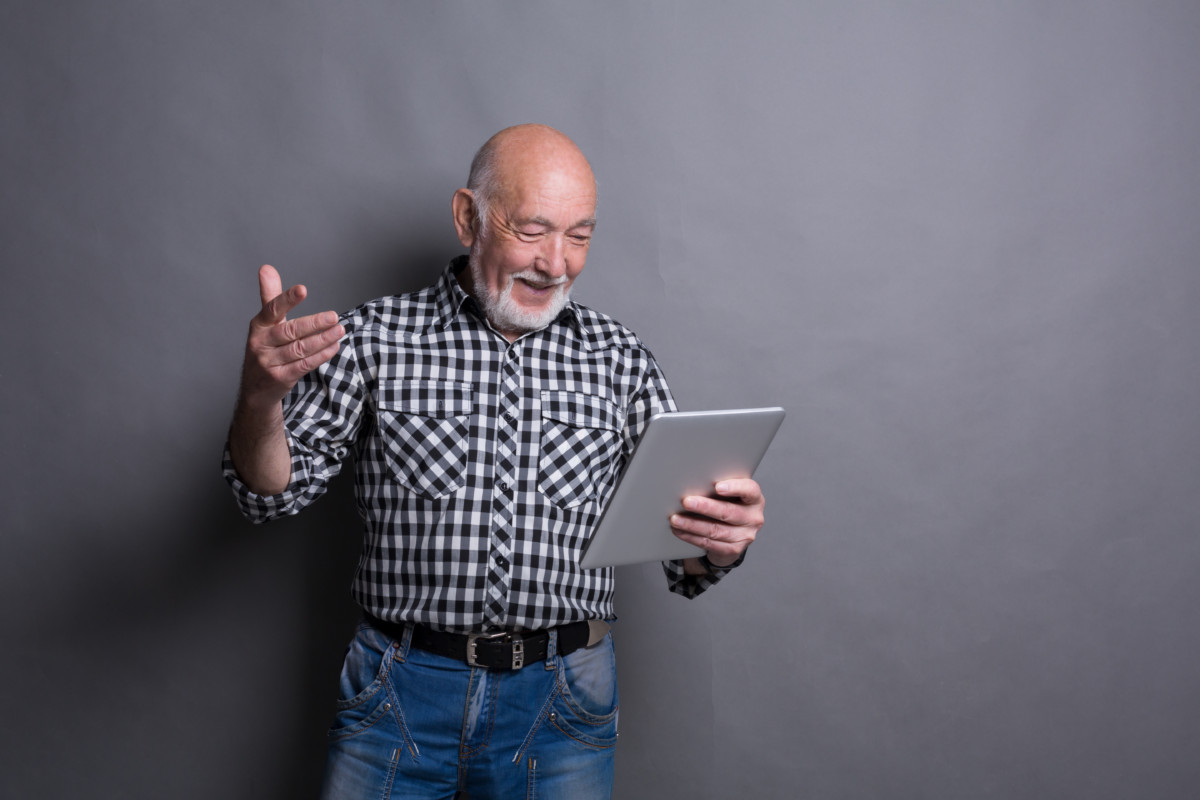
[3,1,1198,798]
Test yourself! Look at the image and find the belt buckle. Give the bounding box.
[466,631,525,669]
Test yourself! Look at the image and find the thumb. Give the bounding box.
[258,264,283,311]
[256,263,308,326]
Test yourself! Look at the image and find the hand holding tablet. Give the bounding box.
[578,407,785,569]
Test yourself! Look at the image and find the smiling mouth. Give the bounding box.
[517,278,563,292]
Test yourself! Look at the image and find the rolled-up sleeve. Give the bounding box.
[663,551,746,599]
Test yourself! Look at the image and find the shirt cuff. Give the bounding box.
[221,435,311,523]
[663,549,747,599]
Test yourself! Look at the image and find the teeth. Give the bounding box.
[512,275,564,293]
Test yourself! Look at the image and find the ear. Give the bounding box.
[451,189,478,248]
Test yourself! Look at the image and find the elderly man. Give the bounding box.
[225,124,765,799]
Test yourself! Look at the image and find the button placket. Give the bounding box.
[484,344,523,628]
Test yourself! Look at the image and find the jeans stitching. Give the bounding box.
[459,667,497,761]
[329,634,396,741]
[385,648,421,760]
[379,744,404,800]
[546,647,618,749]
[512,667,564,766]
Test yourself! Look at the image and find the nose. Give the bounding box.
[537,234,567,278]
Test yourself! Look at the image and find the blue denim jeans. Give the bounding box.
[318,620,618,799]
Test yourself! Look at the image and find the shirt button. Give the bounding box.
[498,480,508,492]
[496,556,509,569]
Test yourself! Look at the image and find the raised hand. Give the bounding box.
[229,265,344,495]
[239,264,344,411]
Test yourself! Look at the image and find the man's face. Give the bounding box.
[466,154,596,338]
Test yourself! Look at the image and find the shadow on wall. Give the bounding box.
[7,242,462,799]
[9,443,366,797]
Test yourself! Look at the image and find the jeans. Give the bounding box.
[318,619,618,799]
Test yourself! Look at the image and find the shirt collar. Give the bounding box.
[431,255,590,347]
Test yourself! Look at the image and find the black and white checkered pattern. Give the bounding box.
[223,257,733,632]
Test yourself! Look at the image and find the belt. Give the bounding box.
[365,614,610,670]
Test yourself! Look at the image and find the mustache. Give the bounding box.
[510,271,568,289]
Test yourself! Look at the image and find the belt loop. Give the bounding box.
[395,622,414,663]
[544,628,558,671]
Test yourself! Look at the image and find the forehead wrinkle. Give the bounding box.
[511,214,597,230]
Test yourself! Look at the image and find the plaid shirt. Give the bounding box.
[224,257,734,632]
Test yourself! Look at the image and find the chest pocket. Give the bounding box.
[375,380,473,499]
[539,391,624,509]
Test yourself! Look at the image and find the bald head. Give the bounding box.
[466,124,596,237]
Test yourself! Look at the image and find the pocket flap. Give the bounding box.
[540,391,622,432]
[377,380,473,417]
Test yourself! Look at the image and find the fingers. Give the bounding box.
[239,323,344,409]
[677,484,765,528]
[256,264,311,326]
[261,319,345,368]
[669,519,754,564]
[260,310,343,349]
[258,284,309,327]
[272,337,343,384]
[241,264,344,407]
[669,478,766,563]
[669,509,759,545]
[712,477,765,505]
[249,263,341,355]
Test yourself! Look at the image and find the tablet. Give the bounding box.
[578,407,786,570]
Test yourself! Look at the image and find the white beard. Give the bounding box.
[469,253,570,335]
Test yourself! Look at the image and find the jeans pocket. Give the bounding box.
[328,625,396,742]
[550,635,619,748]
